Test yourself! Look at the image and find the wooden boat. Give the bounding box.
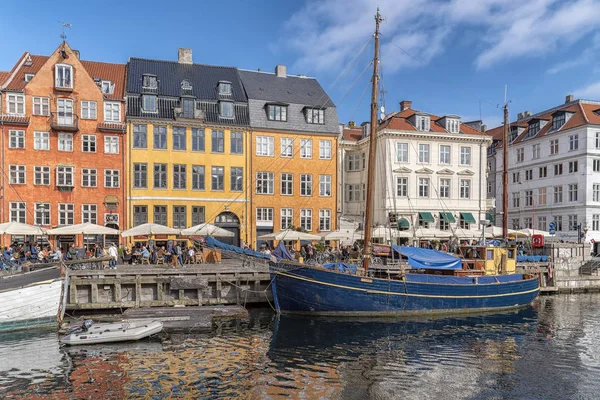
[60,319,163,345]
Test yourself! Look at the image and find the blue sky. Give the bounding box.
[2,0,600,128]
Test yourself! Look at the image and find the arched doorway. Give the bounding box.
[214,212,240,247]
[105,223,120,247]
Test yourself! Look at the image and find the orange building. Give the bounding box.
[0,42,126,248]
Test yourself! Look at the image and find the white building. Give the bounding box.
[339,100,491,242]
[487,96,600,243]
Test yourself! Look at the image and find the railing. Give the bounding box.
[141,86,158,94]
[97,122,126,132]
[50,112,79,131]
[174,108,205,121]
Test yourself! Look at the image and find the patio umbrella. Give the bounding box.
[257,229,321,241]
[319,230,364,241]
[370,226,401,239]
[0,221,47,235]
[47,222,119,235]
[180,223,235,237]
[518,228,551,237]
[414,228,453,239]
[486,226,521,238]
[120,223,180,237]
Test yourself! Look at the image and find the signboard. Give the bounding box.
[549,222,556,235]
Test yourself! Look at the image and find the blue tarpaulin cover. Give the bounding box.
[322,262,357,274]
[272,241,294,261]
[392,246,462,270]
[204,236,271,260]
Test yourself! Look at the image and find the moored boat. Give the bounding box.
[60,319,163,345]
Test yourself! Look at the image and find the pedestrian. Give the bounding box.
[175,242,184,267]
[108,243,118,269]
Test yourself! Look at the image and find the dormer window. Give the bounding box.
[306,108,324,124]
[267,104,287,121]
[552,113,566,130]
[528,121,540,137]
[218,81,232,95]
[55,64,73,89]
[142,75,158,89]
[24,73,34,82]
[101,81,114,95]
[446,118,460,133]
[417,115,430,131]
[219,101,234,118]
[142,95,157,112]
[181,80,192,91]
[509,127,519,143]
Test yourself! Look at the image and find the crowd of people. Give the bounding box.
[120,241,203,268]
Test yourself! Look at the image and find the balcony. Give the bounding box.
[141,86,158,94]
[98,122,126,132]
[50,112,79,132]
[0,114,29,126]
[174,107,205,122]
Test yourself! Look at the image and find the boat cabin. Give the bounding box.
[459,246,516,276]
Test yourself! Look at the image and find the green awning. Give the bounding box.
[439,212,456,223]
[398,218,410,229]
[485,212,495,223]
[460,212,477,224]
[419,212,435,223]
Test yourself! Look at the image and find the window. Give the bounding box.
[550,139,559,155]
[554,216,563,231]
[418,144,430,163]
[439,145,451,164]
[319,210,331,231]
[133,125,147,148]
[417,116,430,131]
[569,134,579,151]
[173,127,186,151]
[552,113,565,130]
[231,167,243,191]
[397,177,408,197]
[230,132,243,154]
[58,203,74,225]
[267,104,287,121]
[418,177,429,197]
[539,166,547,178]
[568,184,578,202]
[142,75,158,89]
[595,159,600,172]
[104,136,119,154]
[516,148,524,163]
[133,163,147,188]
[33,97,49,116]
[487,181,492,194]
[281,138,293,157]
[594,215,600,231]
[192,128,205,152]
[82,204,97,224]
[192,165,205,190]
[554,163,563,176]
[35,203,50,226]
[346,184,364,202]
[596,132,600,149]
[554,186,563,204]
[538,216,547,232]
[9,130,24,149]
[513,172,520,183]
[6,94,24,115]
[538,187,547,205]
[104,169,120,188]
[101,81,114,94]
[148,164,166,189]
[532,144,540,159]
[568,161,578,174]
[525,190,533,206]
[24,73,34,82]
[525,169,533,181]
[182,98,195,118]
[10,202,26,223]
[56,166,73,186]
[218,81,232,95]
[319,140,332,159]
[153,125,167,149]
[142,95,157,112]
[173,164,186,189]
[300,174,312,196]
[523,217,532,229]
[133,205,148,226]
[211,166,224,191]
[281,208,293,229]
[219,102,234,118]
[419,214,431,228]
[58,133,73,152]
[192,206,205,226]
[300,139,313,159]
[9,165,25,184]
[256,136,274,156]
[173,206,187,229]
[82,135,96,153]
[306,108,325,124]
[34,132,50,150]
[153,205,167,226]
[256,208,274,226]
[81,168,97,187]
[34,166,50,185]
[211,130,224,153]
[447,119,460,133]
[55,64,73,88]
[397,143,408,162]
[104,102,120,122]
[320,175,332,196]
[528,121,540,137]
[460,179,470,199]
[594,184,600,202]
[300,209,312,231]
[568,215,578,231]
[256,172,274,194]
[512,192,520,208]
[347,154,363,171]
[440,178,450,198]
[460,147,471,165]
[280,173,294,195]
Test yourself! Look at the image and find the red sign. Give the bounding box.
[133,235,147,240]
[154,235,168,239]
[532,234,544,248]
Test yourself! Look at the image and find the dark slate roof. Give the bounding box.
[238,70,335,108]
[127,58,247,102]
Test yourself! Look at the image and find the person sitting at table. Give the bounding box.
[140,246,150,264]
[187,247,195,264]
[52,247,62,261]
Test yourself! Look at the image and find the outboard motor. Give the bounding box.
[82,319,93,332]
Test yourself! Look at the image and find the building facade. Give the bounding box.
[239,66,339,248]
[126,49,250,245]
[487,96,600,242]
[0,42,126,247]
[340,100,491,242]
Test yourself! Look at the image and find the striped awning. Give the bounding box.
[439,212,456,223]
[460,212,477,224]
[419,212,435,223]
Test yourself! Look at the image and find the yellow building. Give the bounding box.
[125,50,250,245]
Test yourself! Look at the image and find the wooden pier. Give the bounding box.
[66,260,271,310]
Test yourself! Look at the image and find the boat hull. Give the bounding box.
[61,320,163,345]
[270,264,540,317]
[0,279,63,331]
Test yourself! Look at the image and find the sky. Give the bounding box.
[2,0,600,129]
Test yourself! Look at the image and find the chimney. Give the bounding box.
[481,124,487,132]
[400,100,412,111]
[362,122,371,138]
[275,64,287,78]
[178,48,193,64]
[517,112,523,120]
[524,111,532,118]
[348,121,355,128]
[72,49,80,59]
[565,94,574,103]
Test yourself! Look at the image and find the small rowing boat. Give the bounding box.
[60,319,163,345]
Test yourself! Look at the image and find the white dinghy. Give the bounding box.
[61,319,163,346]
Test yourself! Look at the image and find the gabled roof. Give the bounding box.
[0,72,10,86]
[342,127,363,141]
[81,60,126,100]
[239,69,334,107]
[378,107,485,136]
[3,55,49,91]
[127,58,247,102]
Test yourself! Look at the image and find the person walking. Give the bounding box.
[108,243,118,269]
[174,242,184,268]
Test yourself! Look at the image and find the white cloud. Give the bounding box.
[573,81,600,99]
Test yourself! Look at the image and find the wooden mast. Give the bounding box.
[362,8,382,272]
[502,104,509,239]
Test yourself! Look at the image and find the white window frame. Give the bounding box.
[81,168,97,188]
[538,187,547,205]
[281,208,293,229]
[142,95,158,112]
[82,134,97,153]
[57,166,74,187]
[9,130,25,149]
[516,148,524,163]
[300,209,312,231]
[418,144,430,163]
[256,208,274,226]
[104,169,120,188]
[58,133,73,152]
[460,146,472,165]
[58,203,74,225]
[397,143,408,163]
[397,177,408,197]
[550,139,559,155]
[319,140,332,160]
[33,97,49,116]
[306,108,325,124]
[6,94,25,115]
[281,173,293,196]
[569,134,579,151]
[256,136,274,156]
[300,174,313,196]
[82,204,98,224]
[104,101,121,122]
[319,175,332,197]
[9,165,26,184]
[439,145,451,164]
[532,144,540,159]
[439,178,450,198]
[281,138,293,157]
[319,209,331,231]
[35,202,50,226]
[459,179,471,199]
[81,101,97,120]
[300,139,313,159]
[34,131,50,151]
[101,81,114,94]
[34,166,51,186]
[418,177,430,197]
[55,64,73,89]
[9,202,26,223]
[104,136,119,154]
[256,172,274,194]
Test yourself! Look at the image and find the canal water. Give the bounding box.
[2,294,600,399]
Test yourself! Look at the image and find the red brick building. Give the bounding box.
[0,42,126,247]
